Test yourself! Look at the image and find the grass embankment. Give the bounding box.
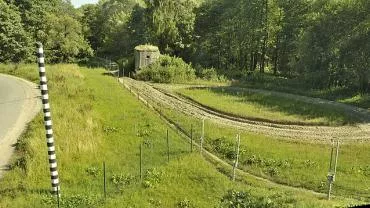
[0,64,355,207]
[150,99,370,201]
[176,87,365,126]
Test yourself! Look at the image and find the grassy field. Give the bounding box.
[149,98,370,201]
[231,74,370,111]
[176,87,364,126]
[0,64,359,207]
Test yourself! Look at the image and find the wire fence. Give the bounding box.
[46,77,342,207]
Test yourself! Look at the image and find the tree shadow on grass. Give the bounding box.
[187,86,370,126]
[0,186,51,197]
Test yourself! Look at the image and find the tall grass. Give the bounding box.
[151,100,370,201]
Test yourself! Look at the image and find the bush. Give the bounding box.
[219,190,279,208]
[198,67,227,82]
[111,173,136,190]
[143,168,163,188]
[177,198,195,208]
[210,138,236,160]
[136,55,196,83]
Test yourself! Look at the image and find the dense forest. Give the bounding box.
[1,0,369,92]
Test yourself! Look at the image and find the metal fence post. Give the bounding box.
[140,144,143,180]
[232,134,241,181]
[200,119,204,154]
[167,129,170,162]
[103,162,107,199]
[190,124,193,152]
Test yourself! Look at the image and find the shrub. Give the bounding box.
[143,168,163,188]
[111,173,136,190]
[177,198,195,208]
[219,190,280,208]
[136,55,196,83]
[210,138,236,160]
[205,68,227,82]
[85,167,101,177]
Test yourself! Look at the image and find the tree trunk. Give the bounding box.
[273,34,280,75]
[260,0,268,73]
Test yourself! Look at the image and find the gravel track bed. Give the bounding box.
[124,78,370,144]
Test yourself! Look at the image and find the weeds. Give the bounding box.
[85,167,101,177]
[143,168,163,188]
[111,173,136,190]
[177,198,195,208]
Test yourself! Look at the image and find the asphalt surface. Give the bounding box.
[0,74,40,177]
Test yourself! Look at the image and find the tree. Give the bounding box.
[0,0,32,63]
[145,0,197,57]
[44,13,93,63]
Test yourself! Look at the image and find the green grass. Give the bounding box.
[229,73,370,110]
[150,99,370,201]
[0,64,359,207]
[176,87,364,125]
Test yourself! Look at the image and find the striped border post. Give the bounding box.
[36,42,60,195]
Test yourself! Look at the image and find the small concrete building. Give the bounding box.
[134,45,160,71]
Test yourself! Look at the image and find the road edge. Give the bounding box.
[0,74,41,178]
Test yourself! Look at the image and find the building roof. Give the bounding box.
[134,45,159,52]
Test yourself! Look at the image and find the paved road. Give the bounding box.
[0,74,40,177]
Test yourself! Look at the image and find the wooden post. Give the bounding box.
[140,144,143,180]
[167,129,170,163]
[334,140,339,175]
[327,140,339,200]
[57,186,60,207]
[232,134,241,181]
[103,162,107,199]
[190,124,193,152]
[117,66,119,82]
[328,140,334,172]
[200,119,204,154]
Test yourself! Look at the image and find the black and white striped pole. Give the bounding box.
[36,42,60,195]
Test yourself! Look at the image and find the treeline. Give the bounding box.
[193,0,369,92]
[1,0,369,92]
[0,0,92,63]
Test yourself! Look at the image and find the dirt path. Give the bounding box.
[0,74,41,178]
[123,78,370,144]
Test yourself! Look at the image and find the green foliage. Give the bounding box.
[143,168,163,188]
[177,198,195,208]
[196,66,227,82]
[111,173,136,190]
[136,55,196,83]
[145,0,197,56]
[85,167,101,177]
[191,0,370,93]
[210,138,236,160]
[219,190,279,208]
[0,64,363,207]
[1,0,92,63]
[42,194,103,208]
[0,0,32,63]
[44,13,93,63]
